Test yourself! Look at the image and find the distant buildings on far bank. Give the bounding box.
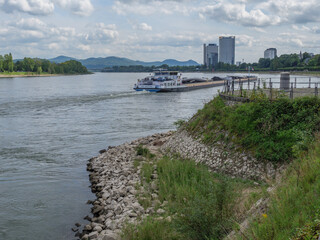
[203,44,218,67]
[264,48,277,60]
[203,36,235,68]
[219,36,235,65]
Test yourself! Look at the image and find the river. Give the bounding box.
[0,72,309,239]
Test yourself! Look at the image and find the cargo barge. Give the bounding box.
[133,69,256,93]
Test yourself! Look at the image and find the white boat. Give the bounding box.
[133,69,222,92]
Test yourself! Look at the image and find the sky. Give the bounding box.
[0,0,319,64]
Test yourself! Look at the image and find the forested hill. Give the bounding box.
[49,56,199,69]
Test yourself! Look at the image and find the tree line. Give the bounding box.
[102,52,320,72]
[211,52,320,72]
[0,53,89,74]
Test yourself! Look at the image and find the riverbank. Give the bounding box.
[0,72,93,78]
[79,94,320,240]
[78,132,174,240]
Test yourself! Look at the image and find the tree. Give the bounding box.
[36,66,42,74]
[0,55,3,72]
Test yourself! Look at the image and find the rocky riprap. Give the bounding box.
[79,127,285,239]
[78,132,173,240]
[161,129,284,181]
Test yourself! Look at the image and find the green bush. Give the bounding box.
[136,145,155,159]
[187,96,320,162]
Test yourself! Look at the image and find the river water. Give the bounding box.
[0,72,310,239]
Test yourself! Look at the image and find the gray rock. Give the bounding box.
[114,205,122,215]
[81,234,89,240]
[93,225,103,233]
[157,209,165,214]
[88,231,99,240]
[84,224,92,231]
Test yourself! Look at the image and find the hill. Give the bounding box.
[49,56,199,69]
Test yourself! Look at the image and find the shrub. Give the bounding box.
[187,96,320,162]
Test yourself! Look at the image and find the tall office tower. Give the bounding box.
[203,43,219,67]
[219,36,235,65]
[264,48,277,59]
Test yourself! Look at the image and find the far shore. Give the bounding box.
[0,72,93,78]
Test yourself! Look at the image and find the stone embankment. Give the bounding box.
[161,129,282,181]
[78,132,173,240]
[78,127,283,239]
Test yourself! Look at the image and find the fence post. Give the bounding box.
[248,78,250,90]
[258,78,260,89]
[240,81,243,97]
[269,78,272,89]
[315,83,318,97]
[270,82,273,100]
[232,80,234,95]
[290,83,293,99]
[295,77,297,88]
[309,77,311,88]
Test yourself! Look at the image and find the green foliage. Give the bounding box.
[292,210,320,240]
[0,53,89,74]
[173,119,186,129]
[187,96,320,162]
[121,217,182,240]
[157,156,236,240]
[136,145,155,159]
[141,162,153,184]
[243,142,320,239]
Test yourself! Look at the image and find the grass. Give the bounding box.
[241,139,320,239]
[127,96,320,240]
[122,154,260,240]
[187,95,320,162]
[136,144,155,159]
[121,217,183,240]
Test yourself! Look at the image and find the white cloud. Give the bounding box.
[201,2,280,27]
[258,0,320,24]
[55,0,94,16]
[0,0,54,15]
[81,23,119,43]
[15,18,47,30]
[112,0,191,16]
[133,23,152,31]
[0,0,94,16]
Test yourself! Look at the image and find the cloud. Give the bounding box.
[200,2,280,27]
[0,0,54,15]
[112,0,191,16]
[15,18,47,30]
[258,0,320,24]
[0,0,94,16]
[133,23,152,31]
[81,23,119,43]
[55,0,94,16]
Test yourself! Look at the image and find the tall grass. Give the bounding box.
[122,156,241,240]
[187,96,320,162]
[242,141,320,239]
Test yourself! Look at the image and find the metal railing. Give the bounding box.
[222,76,320,100]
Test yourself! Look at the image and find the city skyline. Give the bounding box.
[0,0,319,63]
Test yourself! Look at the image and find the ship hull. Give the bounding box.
[134,81,225,92]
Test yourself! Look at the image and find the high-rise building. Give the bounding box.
[219,36,235,65]
[203,43,219,67]
[264,48,277,59]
